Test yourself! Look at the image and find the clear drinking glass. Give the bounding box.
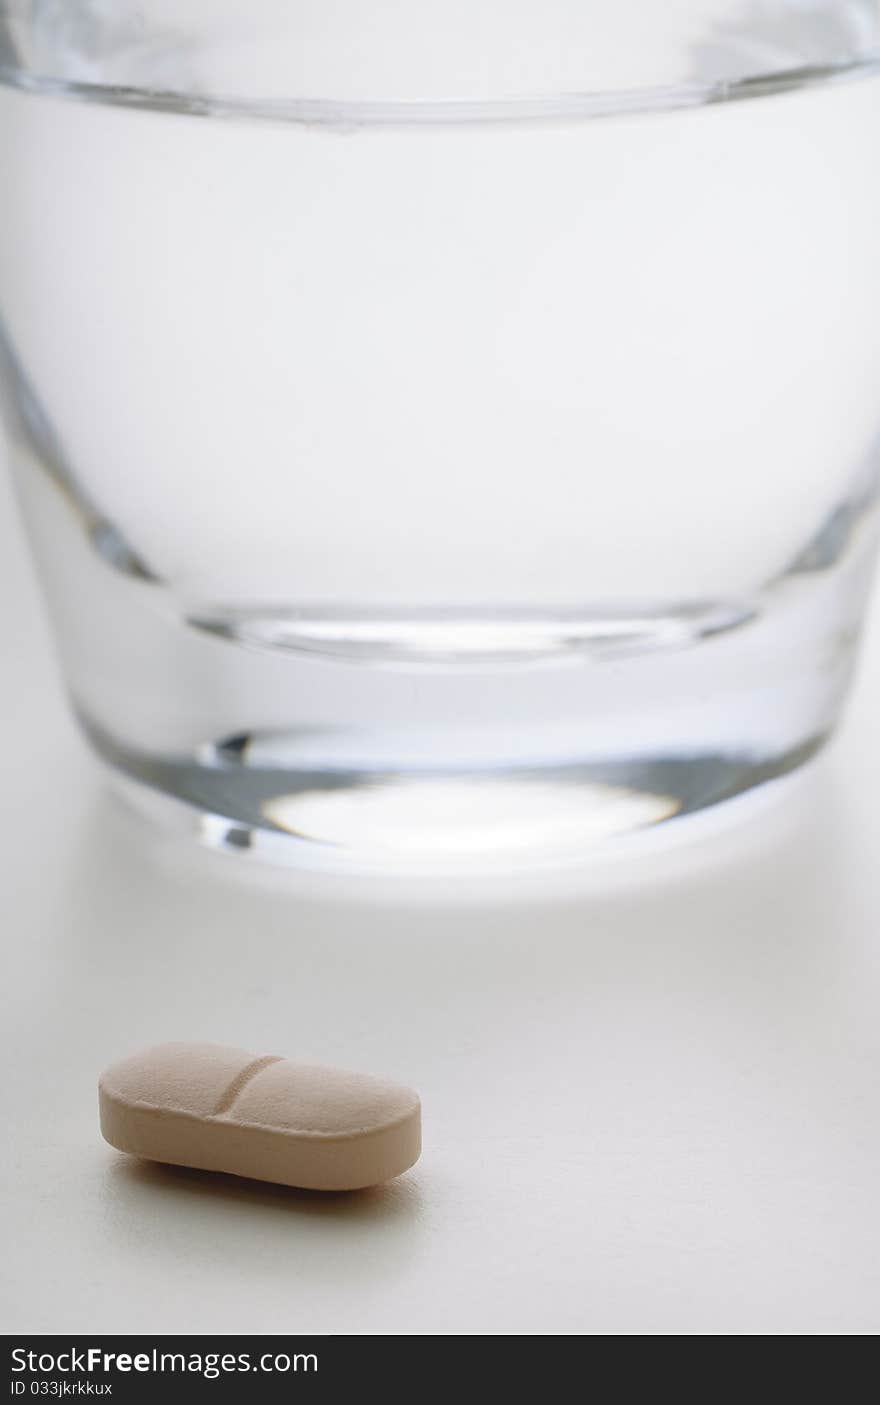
[1,1,880,870]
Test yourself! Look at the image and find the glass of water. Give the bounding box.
[1,1,879,870]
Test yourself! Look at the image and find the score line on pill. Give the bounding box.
[99,1042,421,1191]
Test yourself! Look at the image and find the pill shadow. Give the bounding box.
[108,1154,425,1225]
[99,1153,429,1308]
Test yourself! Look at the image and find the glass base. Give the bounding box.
[91,716,825,873]
[10,434,877,874]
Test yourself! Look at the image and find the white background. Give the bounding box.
[2,459,880,1336]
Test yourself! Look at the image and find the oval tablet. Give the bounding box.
[99,1042,421,1191]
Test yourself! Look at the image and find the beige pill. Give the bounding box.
[99,1042,421,1191]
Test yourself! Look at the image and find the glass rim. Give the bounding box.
[1,50,879,128]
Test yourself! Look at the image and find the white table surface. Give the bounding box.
[2,459,880,1338]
